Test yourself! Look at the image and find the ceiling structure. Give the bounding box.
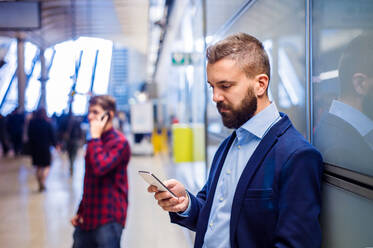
[0,0,149,54]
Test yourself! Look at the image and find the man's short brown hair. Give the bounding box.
[89,95,116,113]
[206,33,270,81]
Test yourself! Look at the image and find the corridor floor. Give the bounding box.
[0,150,191,248]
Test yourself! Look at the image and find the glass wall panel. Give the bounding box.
[0,39,17,115]
[206,0,307,158]
[321,184,373,247]
[312,0,373,176]
[206,0,247,37]
[229,0,306,136]
[153,0,207,192]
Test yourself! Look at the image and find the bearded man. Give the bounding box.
[148,33,323,248]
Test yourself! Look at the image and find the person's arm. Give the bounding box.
[274,146,323,248]
[71,201,84,226]
[169,135,232,231]
[86,137,129,176]
[169,185,208,231]
[148,179,208,231]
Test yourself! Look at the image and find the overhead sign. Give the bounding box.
[171,52,203,66]
[0,2,41,30]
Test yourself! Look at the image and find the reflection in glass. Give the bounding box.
[313,0,373,177]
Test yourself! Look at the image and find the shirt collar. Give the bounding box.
[236,102,280,139]
[329,100,373,136]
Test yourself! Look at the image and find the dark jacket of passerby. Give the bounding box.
[0,114,10,155]
[28,110,56,166]
[6,109,25,155]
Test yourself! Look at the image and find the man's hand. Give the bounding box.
[89,113,109,139]
[70,214,83,226]
[148,179,189,213]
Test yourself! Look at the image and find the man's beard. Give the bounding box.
[217,87,257,129]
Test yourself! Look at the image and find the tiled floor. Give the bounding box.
[0,150,191,248]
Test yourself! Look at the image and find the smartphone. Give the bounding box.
[101,111,109,121]
[138,170,177,198]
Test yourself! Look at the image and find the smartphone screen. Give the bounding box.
[138,170,177,198]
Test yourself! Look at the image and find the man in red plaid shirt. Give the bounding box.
[71,95,130,248]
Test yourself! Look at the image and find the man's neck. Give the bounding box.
[254,97,271,116]
[103,122,113,133]
[339,95,363,113]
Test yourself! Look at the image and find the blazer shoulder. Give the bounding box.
[276,123,322,159]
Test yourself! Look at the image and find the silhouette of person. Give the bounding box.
[6,107,25,156]
[65,114,83,176]
[28,108,57,192]
[0,114,10,156]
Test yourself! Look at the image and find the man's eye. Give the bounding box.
[222,84,231,89]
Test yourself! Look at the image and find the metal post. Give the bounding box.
[305,0,313,143]
[38,49,56,109]
[17,37,26,112]
[68,50,83,114]
[202,0,209,178]
[39,48,47,109]
[89,50,99,93]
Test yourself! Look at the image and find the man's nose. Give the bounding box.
[212,89,224,102]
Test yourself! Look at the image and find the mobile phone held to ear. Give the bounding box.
[138,170,177,198]
[101,111,109,121]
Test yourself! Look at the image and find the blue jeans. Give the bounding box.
[73,222,123,248]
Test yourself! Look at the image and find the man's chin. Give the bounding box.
[221,117,237,129]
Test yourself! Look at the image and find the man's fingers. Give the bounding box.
[154,190,175,201]
[157,197,179,207]
[163,179,178,188]
[147,185,158,193]
[162,203,186,212]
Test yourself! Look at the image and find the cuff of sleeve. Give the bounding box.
[177,191,191,217]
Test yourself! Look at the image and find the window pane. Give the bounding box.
[312,0,373,176]
[206,0,307,140]
[206,0,247,37]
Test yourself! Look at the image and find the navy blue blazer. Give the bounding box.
[170,114,323,248]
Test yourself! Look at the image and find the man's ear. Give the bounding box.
[352,73,368,95]
[109,111,115,120]
[254,74,269,97]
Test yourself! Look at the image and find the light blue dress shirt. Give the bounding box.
[185,103,280,248]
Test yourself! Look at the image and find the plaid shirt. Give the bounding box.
[77,128,130,230]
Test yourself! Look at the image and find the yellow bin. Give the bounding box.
[192,123,205,162]
[172,124,193,163]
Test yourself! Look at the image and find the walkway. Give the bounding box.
[0,150,191,248]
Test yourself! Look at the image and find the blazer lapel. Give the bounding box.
[229,114,292,245]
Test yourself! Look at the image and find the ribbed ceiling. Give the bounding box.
[0,0,149,53]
